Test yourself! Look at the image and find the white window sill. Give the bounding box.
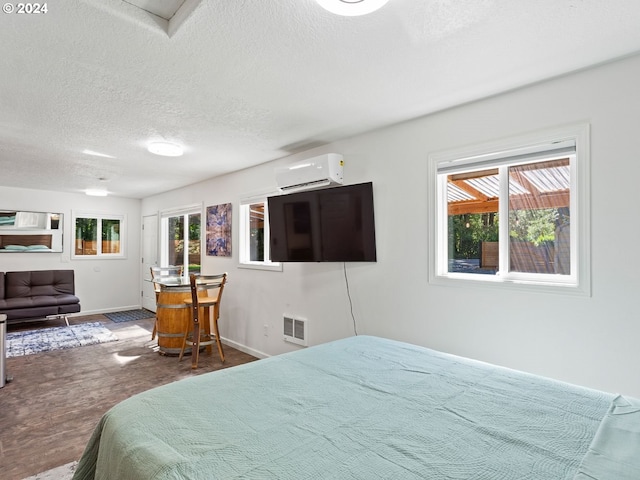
[430,273,589,296]
[238,262,283,272]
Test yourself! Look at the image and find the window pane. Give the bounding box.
[447,170,499,275]
[75,218,97,255]
[433,125,586,292]
[188,213,201,274]
[508,159,570,275]
[162,213,200,274]
[102,219,121,254]
[249,202,265,261]
[167,216,184,267]
[239,198,281,270]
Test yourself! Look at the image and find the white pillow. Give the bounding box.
[3,245,28,251]
[27,244,50,250]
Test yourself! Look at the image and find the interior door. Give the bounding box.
[141,214,158,312]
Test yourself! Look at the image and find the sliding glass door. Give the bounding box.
[161,207,201,276]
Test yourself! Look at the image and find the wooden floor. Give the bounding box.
[0,314,258,480]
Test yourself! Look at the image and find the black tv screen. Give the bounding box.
[268,182,377,262]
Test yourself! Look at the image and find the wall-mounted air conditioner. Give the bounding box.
[275,153,344,193]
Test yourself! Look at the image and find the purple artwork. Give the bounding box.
[206,203,232,256]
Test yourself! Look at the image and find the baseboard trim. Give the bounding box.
[77,308,269,361]
[221,337,269,360]
[78,305,145,316]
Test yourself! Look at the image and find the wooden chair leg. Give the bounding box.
[152,292,160,341]
[151,318,157,341]
[203,306,213,355]
[178,325,189,362]
[191,322,201,369]
[213,318,225,363]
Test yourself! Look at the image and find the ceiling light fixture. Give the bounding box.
[315,0,389,16]
[82,149,116,159]
[147,141,184,157]
[86,188,108,197]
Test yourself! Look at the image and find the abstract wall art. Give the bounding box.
[206,203,232,256]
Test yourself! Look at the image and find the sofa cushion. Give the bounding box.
[0,272,4,299]
[5,270,76,298]
[3,294,79,308]
[59,303,82,315]
[0,270,81,322]
[1,304,58,321]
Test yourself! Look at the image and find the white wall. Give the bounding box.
[0,186,142,314]
[141,51,639,398]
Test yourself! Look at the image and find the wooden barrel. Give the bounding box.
[156,285,192,356]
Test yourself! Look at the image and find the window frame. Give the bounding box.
[428,123,590,296]
[159,204,201,276]
[71,211,126,259]
[238,194,282,272]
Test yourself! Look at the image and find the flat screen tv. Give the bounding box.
[267,182,377,262]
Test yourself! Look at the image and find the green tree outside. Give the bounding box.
[449,208,559,259]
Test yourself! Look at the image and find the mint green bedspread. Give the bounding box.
[73,336,638,479]
[574,395,640,479]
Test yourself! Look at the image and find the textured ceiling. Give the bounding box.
[1,0,640,199]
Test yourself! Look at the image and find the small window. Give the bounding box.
[239,197,281,271]
[73,212,126,258]
[429,124,590,294]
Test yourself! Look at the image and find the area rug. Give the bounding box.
[104,308,155,323]
[7,322,118,358]
[23,461,77,480]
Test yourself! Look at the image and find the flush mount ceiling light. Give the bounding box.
[86,188,108,197]
[147,141,184,157]
[315,0,389,16]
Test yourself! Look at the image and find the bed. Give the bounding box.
[0,233,52,251]
[73,335,640,479]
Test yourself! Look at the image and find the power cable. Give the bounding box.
[343,262,358,336]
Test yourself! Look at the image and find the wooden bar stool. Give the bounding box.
[179,273,227,369]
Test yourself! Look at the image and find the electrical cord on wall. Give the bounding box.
[343,262,358,336]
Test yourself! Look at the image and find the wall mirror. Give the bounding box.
[0,210,64,252]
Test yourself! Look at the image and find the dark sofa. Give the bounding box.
[0,270,81,325]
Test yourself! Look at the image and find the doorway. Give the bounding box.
[141,214,158,312]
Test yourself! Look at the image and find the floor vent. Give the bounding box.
[283,316,308,346]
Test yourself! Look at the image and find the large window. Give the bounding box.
[429,124,590,294]
[72,212,125,258]
[239,197,281,271]
[161,207,201,275]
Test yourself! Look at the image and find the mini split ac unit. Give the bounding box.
[275,153,344,193]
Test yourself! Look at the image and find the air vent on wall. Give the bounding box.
[283,315,308,346]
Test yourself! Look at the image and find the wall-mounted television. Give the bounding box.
[267,182,377,262]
